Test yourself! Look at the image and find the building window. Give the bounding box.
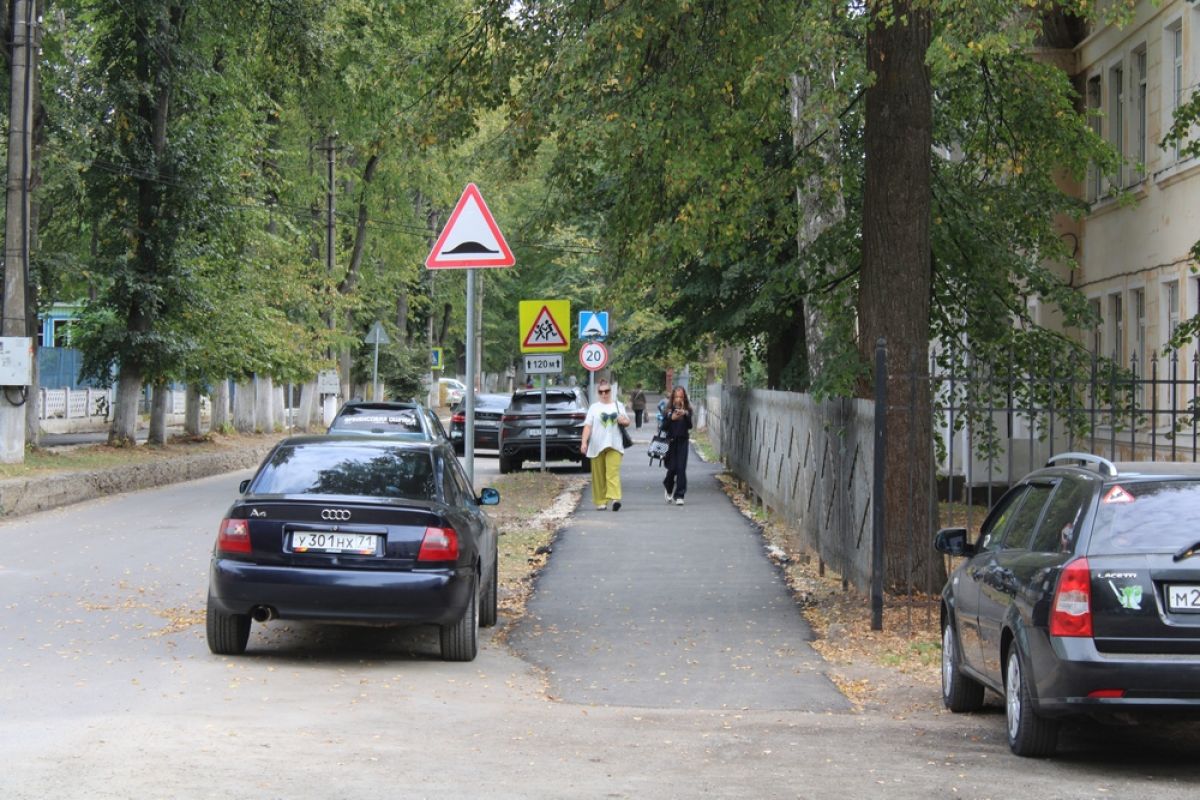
[1109,293,1124,361]
[1135,47,1147,179]
[1087,75,1103,200]
[1134,288,1146,403]
[1109,61,1124,188]
[52,319,74,348]
[1170,22,1184,162]
[1089,298,1103,356]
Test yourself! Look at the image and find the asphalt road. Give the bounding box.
[2,441,1199,797]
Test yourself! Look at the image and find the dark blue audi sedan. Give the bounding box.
[936,452,1200,756]
[206,435,499,661]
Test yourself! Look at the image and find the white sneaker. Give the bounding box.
[675,498,685,506]
[664,489,672,503]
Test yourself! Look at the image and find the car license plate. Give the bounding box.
[529,428,557,437]
[1167,585,1200,612]
[292,531,380,555]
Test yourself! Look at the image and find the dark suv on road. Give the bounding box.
[937,452,1200,757]
[497,387,588,474]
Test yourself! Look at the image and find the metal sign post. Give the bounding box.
[364,321,390,401]
[464,269,477,485]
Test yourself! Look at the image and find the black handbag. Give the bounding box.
[617,403,633,449]
[647,433,670,466]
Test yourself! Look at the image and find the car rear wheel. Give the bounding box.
[480,553,498,628]
[206,592,250,655]
[941,618,984,712]
[440,574,479,662]
[1005,646,1058,757]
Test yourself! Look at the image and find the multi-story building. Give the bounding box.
[1061,1,1200,396]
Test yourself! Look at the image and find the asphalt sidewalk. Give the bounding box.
[509,425,850,711]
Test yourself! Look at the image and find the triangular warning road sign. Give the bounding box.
[425,183,515,269]
[522,305,568,349]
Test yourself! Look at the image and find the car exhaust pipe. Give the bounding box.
[251,605,276,622]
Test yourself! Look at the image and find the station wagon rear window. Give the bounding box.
[1089,480,1200,553]
[251,444,438,500]
[330,410,422,435]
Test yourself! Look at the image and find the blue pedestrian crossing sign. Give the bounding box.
[579,310,609,340]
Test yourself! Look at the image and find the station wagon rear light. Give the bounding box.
[1050,557,1093,638]
[217,518,252,554]
[451,412,465,423]
[1087,689,1126,699]
[418,526,459,562]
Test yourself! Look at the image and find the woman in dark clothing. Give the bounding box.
[661,386,693,505]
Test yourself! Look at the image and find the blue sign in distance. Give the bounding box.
[578,310,609,340]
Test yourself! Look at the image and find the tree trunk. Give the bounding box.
[184,383,202,435]
[211,378,230,432]
[297,381,317,430]
[108,368,142,446]
[255,374,274,432]
[148,379,168,444]
[859,1,942,591]
[233,379,255,433]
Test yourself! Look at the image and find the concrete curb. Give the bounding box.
[0,442,278,519]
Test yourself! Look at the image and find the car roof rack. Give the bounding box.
[1045,452,1118,477]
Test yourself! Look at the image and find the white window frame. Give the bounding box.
[1087,75,1104,201]
[1109,292,1124,362]
[1161,279,1182,411]
[1133,286,1147,404]
[1108,60,1125,189]
[1164,18,1185,164]
[1088,296,1103,356]
[1134,45,1148,181]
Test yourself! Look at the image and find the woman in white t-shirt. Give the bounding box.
[580,378,631,511]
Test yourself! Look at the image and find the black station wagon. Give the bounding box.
[937,452,1200,756]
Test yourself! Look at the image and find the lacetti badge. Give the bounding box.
[1109,581,1143,610]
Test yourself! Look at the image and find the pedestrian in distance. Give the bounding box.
[661,386,693,506]
[630,383,647,429]
[580,378,631,511]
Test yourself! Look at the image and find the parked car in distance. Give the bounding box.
[206,435,500,661]
[936,452,1200,757]
[497,387,589,474]
[449,393,510,455]
[439,378,466,407]
[328,400,448,443]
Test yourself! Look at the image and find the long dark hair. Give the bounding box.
[670,386,691,413]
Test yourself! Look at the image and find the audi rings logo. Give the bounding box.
[321,508,352,521]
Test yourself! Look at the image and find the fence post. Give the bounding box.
[872,338,887,631]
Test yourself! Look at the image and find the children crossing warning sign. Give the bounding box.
[519,300,570,353]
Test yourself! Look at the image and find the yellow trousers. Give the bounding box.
[590,447,623,507]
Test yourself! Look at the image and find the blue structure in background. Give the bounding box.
[36,303,98,390]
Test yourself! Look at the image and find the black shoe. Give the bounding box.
[612,501,621,512]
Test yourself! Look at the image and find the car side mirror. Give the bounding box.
[934,527,975,557]
[239,479,251,494]
[478,487,500,506]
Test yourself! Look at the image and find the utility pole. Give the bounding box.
[1,0,35,463]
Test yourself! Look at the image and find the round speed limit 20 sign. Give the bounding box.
[579,341,609,372]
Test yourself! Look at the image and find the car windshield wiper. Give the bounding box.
[1173,540,1200,562]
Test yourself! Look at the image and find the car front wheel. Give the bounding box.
[1005,646,1059,757]
[440,575,479,662]
[941,618,984,712]
[206,592,250,655]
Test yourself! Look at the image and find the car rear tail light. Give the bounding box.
[1050,557,1093,638]
[1087,689,1126,699]
[418,527,459,562]
[451,413,465,423]
[217,518,252,554]
[570,412,586,420]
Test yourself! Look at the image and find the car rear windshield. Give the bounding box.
[250,444,438,500]
[509,392,580,412]
[330,407,423,436]
[1089,479,1200,554]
